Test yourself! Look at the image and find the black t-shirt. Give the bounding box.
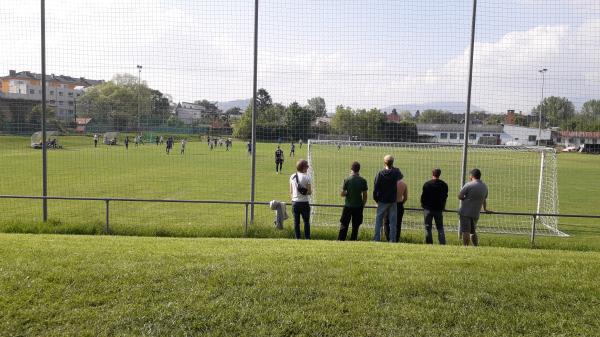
[275,149,284,161]
[420,179,449,211]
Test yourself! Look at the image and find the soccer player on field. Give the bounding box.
[458,168,490,246]
[420,168,448,245]
[247,141,252,156]
[93,134,98,148]
[180,139,187,155]
[124,136,129,150]
[290,143,295,157]
[337,161,368,241]
[275,146,284,174]
[299,139,303,148]
[155,136,160,146]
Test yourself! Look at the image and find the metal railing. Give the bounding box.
[2,194,600,246]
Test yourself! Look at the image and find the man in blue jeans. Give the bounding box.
[373,155,403,242]
[289,159,312,239]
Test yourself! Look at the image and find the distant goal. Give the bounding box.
[307,140,565,237]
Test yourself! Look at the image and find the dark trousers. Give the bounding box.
[424,209,446,244]
[384,202,404,242]
[276,161,283,172]
[338,206,364,241]
[292,202,311,239]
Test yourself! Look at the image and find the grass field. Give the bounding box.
[1,135,600,250]
[1,233,599,336]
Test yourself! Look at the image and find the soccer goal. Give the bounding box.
[307,140,565,236]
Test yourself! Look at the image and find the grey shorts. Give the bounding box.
[459,215,479,234]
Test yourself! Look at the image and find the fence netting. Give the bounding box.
[0,0,599,235]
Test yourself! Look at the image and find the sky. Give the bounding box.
[1,0,599,114]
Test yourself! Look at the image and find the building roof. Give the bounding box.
[558,131,600,139]
[76,118,93,125]
[1,70,103,87]
[416,123,503,133]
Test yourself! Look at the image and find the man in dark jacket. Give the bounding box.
[421,168,448,244]
[373,155,403,242]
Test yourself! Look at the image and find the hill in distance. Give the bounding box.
[381,102,484,114]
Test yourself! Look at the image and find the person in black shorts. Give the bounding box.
[338,161,368,241]
[290,143,295,157]
[275,146,284,174]
[124,136,129,150]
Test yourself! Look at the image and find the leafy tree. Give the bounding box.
[225,106,242,116]
[166,115,184,128]
[418,109,452,123]
[194,99,221,116]
[399,110,412,121]
[285,102,314,140]
[259,103,286,126]
[532,96,575,127]
[307,97,327,118]
[355,108,386,140]
[79,74,172,130]
[331,105,355,136]
[581,99,600,118]
[256,88,272,113]
[485,114,504,125]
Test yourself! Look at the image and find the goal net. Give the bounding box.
[307,140,565,236]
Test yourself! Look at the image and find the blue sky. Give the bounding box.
[1,0,599,113]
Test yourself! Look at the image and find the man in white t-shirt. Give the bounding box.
[289,159,312,239]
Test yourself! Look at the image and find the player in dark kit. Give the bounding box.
[275,146,284,174]
[290,143,295,157]
[124,136,129,149]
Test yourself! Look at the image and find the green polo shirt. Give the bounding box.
[343,174,368,208]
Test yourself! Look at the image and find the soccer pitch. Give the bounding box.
[0,135,599,241]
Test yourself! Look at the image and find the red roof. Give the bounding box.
[558,131,600,139]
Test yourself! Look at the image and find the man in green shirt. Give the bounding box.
[338,161,368,241]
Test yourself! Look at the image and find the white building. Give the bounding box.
[175,102,205,124]
[0,70,103,121]
[417,124,504,144]
[417,123,553,146]
[502,125,551,146]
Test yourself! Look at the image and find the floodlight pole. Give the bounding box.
[460,0,477,188]
[41,0,48,222]
[250,0,259,223]
[537,68,548,146]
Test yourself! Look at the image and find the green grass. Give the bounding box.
[1,233,599,337]
[1,135,600,251]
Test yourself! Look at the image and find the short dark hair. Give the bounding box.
[296,159,309,172]
[470,168,482,179]
[432,168,441,177]
[351,161,361,173]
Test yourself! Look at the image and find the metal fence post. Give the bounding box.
[244,203,249,237]
[104,199,110,234]
[530,215,537,247]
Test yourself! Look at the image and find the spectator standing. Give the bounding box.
[373,155,403,242]
[420,168,448,245]
[337,162,368,241]
[458,168,490,246]
[383,179,408,242]
[289,160,312,239]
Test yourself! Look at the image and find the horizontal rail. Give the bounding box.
[1,194,600,219]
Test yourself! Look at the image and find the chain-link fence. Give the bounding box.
[1,1,599,236]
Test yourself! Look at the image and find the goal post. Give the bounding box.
[307,139,565,237]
